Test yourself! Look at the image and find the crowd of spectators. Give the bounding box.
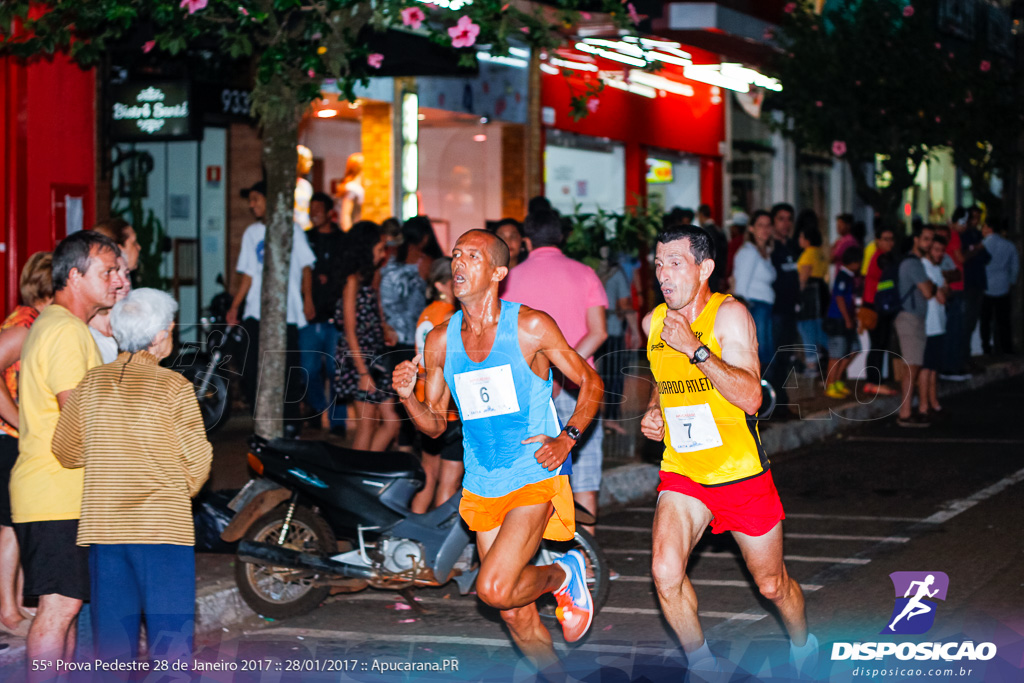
[716,203,1019,427]
[0,229,211,678]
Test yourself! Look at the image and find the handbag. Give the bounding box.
[857,306,878,332]
[797,278,828,321]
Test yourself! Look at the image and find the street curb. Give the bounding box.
[598,358,1024,508]
[195,574,260,636]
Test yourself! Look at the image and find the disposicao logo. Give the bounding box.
[882,571,948,635]
[831,571,997,663]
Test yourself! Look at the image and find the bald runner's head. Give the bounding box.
[451,229,511,301]
[457,229,510,268]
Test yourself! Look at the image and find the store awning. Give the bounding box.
[652,2,781,66]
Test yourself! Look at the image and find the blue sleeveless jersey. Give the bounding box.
[444,300,567,498]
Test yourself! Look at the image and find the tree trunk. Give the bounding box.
[525,49,543,199]
[253,82,301,440]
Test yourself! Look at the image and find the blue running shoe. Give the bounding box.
[553,549,594,642]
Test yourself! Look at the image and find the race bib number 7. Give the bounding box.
[664,403,723,453]
[454,365,521,421]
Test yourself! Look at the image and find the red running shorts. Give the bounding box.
[657,469,785,537]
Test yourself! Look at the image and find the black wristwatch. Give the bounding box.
[562,425,581,442]
[690,345,711,365]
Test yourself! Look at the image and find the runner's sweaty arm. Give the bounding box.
[641,298,762,417]
[393,323,452,440]
[394,307,604,471]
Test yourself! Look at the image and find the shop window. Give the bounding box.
[544,131,625,216]
[646,150,700,213]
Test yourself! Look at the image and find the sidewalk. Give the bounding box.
[1,355,1020,665]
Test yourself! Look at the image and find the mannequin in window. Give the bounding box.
[294,144,314,230]
[338,153,365,232]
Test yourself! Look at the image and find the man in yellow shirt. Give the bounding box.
[10,230,124,679]
[641,226,815,679]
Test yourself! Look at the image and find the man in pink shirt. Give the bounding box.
[503,209,608,536]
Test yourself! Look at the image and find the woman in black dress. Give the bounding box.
[334,221,400,451]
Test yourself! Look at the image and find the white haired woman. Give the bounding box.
[52,288,212,667]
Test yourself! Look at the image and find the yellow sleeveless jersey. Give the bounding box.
[647,293,768,486]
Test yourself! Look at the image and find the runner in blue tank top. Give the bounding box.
[393,230,603,670]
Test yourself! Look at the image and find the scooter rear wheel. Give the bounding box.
[236,505,336,619]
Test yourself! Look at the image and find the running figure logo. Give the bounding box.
[881,571,949,635]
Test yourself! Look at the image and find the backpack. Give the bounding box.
[873,253,913,315]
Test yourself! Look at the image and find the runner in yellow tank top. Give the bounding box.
[648,292,768,485]
[639,225,817,677]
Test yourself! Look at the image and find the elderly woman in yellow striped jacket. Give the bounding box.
[52,288,212,668]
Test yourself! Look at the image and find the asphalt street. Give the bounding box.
[181,375,1024,682]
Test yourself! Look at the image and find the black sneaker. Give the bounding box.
[897,414,930,428]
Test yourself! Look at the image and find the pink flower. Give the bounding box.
[934,42,942,49]
[627,3,642,24]
[142,40,155,53]
[784,2,797,13]
[401,7,425,30]
[179,0,208,14]
[965,91,974,104]
[980,60,991,72]
[763,27,775,40]
[581,12,592,20]
[307,69,316,78]
[831,140,846,157]
[239,5,249,16]
[815,100,823,107]
[367,53,384,69]
[587,98,600,113]
[448,16,481,48]
[902,5,914,18]
[501,4,509,11]
[935,116,941,123]
[520,26,530,33]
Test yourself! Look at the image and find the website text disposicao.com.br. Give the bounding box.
[833,639,997,679]
[851,665,978,678]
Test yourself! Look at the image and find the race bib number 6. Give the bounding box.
[664,403,723,453]
[454,364,521,421]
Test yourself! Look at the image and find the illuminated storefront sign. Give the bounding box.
[109,82,194,141]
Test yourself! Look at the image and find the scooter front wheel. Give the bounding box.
[236,505,336,619]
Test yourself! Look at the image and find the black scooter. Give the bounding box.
[222,435,610,620]
[169,274,244,433]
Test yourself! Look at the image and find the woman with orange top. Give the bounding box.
[410,258,462,513]
[0,253,53,638]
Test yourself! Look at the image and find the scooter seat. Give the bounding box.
[265,438,424,480]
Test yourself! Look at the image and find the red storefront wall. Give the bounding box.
[540,46,727,224]
[1,53,96,313]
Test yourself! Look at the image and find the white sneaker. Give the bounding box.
[790,633,819,679]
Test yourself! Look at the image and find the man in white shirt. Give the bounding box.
[980,223,1020,354]
[227,181,317,430]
